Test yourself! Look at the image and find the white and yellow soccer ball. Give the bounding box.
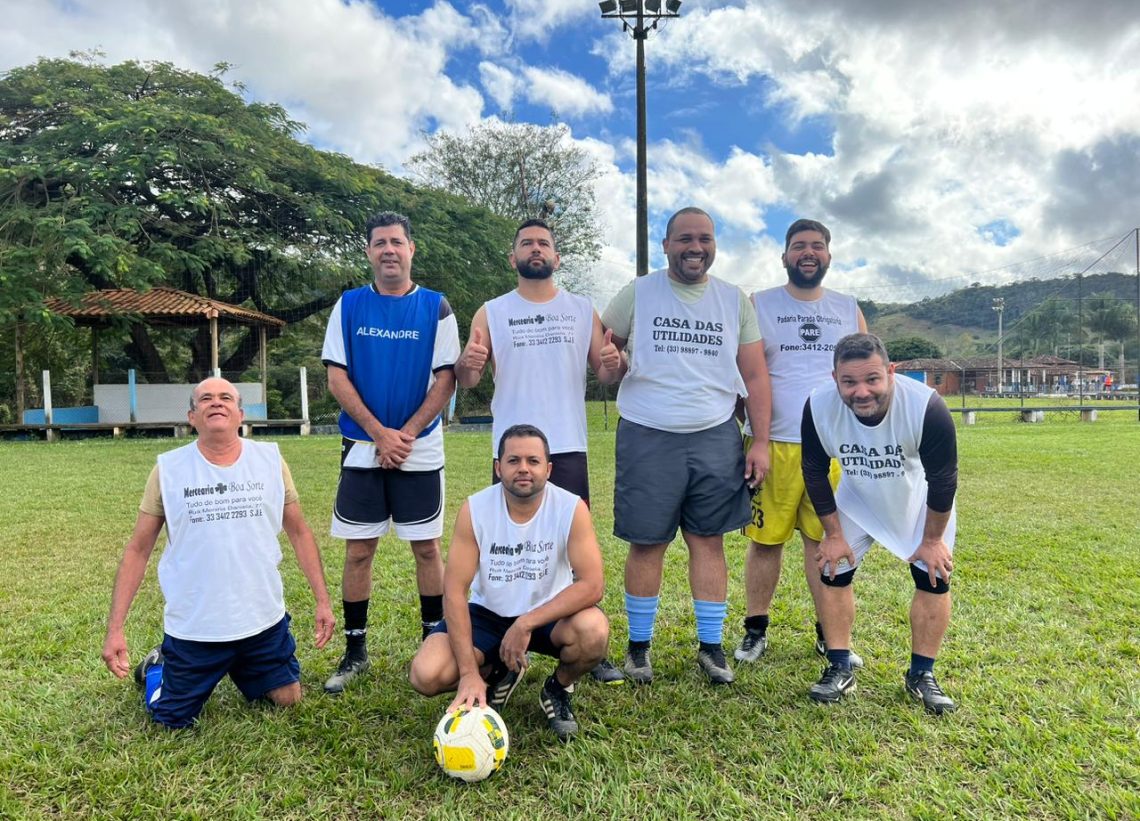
[432,705,510,782]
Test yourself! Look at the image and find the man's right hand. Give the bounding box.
[447,671,488,712]
[102,631,130,679]
[816,531,856,581]
[459,327,489,375]
[373,426,414,467]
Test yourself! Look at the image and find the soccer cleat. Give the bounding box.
[539,680,578,740]
[323,653,371,695]
[697,644,735,685]
[905,670,956,715]
[421,620,441,641]
[485,657,528,710]
[623,644,653,684]
[809,663,857,703]
[734,628,769,662]
[133,646,164,688]
[589,658,626,684]
[815,637,864,669]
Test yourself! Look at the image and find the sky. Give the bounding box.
[3,0,1140,306]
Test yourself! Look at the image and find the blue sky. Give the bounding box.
[3,0,1139,304]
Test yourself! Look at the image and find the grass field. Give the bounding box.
[0,410,1137,819]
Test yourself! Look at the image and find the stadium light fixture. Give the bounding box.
[598,0,684,277]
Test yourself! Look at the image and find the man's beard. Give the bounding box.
[517,258,555,280]
[786,260,829,289]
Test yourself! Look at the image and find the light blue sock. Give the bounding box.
[625,592,659,643]
[144,662,164,709]
[693,599,727,645]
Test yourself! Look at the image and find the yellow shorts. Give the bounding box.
[742,438,839,546]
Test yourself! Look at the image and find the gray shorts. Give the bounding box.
[613,417,751,544]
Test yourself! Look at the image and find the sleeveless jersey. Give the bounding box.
[617,270,745,433]
[333,284,443,443]
[468,483,579,618]
[485,290,592,455]
[746,286,860,442]
[808,375,957,559]
[156,440,287,641]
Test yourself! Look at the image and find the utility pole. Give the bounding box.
[599,0,683,276]
[992,297,1005,394]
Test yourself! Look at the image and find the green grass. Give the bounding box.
[0,410,1137,819]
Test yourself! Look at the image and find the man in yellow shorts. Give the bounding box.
[736,219,867,665]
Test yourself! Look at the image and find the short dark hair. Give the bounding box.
[784,219,831,250]
[514,219,557,250]
[496,424,551,460]
[665,207,713,240]
[833,333,890,369]
[365,211,412,244]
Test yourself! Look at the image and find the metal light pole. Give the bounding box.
[600,0,682,276]
[992,297,1005,394]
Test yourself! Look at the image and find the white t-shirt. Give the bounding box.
[467,483,579,618]
[616,270,745,433]
[485,289,593,456]
[745,286,860,442]
[156,440,287,641]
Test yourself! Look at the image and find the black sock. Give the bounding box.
[744,614,769,634]
[698,641,723,654]
[419,594,443,624]
[545,674,569,693]
[628,639,650,651]
[343,599,369,656]
[815,621,826,643]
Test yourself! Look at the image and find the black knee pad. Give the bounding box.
[820,567,856,588]
[911,562,950,594]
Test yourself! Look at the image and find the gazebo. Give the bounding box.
[44,286,287,398]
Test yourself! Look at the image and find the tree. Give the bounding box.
[1,57,515,390]
[886,336,942,362]
[406,121,603,295]
[1083,292,1137,367]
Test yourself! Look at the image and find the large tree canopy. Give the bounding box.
[407,121,603,295]
[1,57,514,383]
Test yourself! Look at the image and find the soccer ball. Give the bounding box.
[432,705,510,782]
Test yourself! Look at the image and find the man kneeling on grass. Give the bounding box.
[409,424,609,741]
[101,377,336,728]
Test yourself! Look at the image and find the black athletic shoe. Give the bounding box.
[623,644,653,684]
[323,653,371,695]
[421,620,440,641]
[589,658,626,684]
[697,644,735,685]
[814,637,864,669]
[734,628,769,662]
[133,646,163,688]
[539,679,578,740]
[904,670,956,715]
[809,664,857,704]
[486,657,528,710]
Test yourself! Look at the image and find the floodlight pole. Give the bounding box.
[601,1,682,276]
[992,297,1004,394]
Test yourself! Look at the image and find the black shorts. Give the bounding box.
[430,603,562,659]
[491,450,590,504]
[332,441,444,540]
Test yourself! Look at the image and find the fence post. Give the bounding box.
[42,370,58,442]
[128,369,138,423]
[299,367,311,436]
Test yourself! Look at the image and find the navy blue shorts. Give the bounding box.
[147,614,300,729]
[430,603,561,661]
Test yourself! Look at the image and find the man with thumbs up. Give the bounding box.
[456,219,626,683]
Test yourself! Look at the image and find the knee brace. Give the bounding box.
[911,562,950,594]
[820,567,857,588]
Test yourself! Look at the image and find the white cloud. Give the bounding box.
[479,61,519,111]
[522,66,613,117]
[503,0,595,43]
